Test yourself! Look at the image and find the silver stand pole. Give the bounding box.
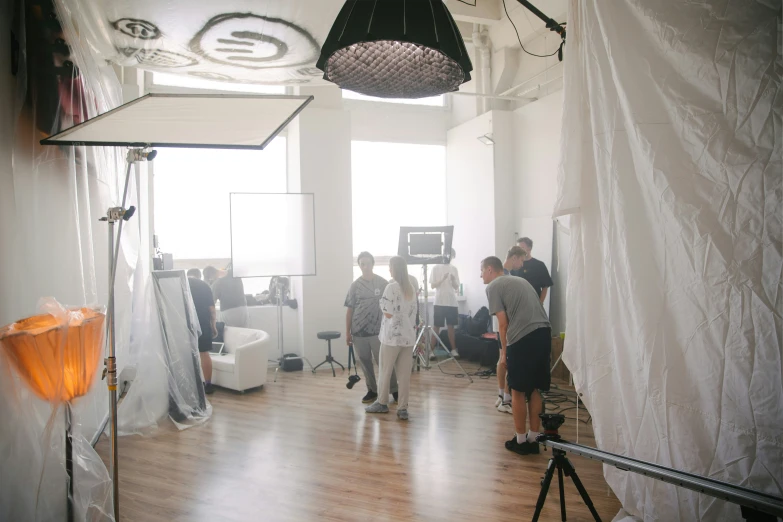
[412,265,473,383]
[273,280,313,382]
[99,147,155,521]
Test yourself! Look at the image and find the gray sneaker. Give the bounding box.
[397,409,409,420]
[365,401,389,414]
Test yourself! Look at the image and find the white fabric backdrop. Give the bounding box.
[556,1,782,520]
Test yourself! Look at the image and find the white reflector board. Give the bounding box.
[41,93,313,150]
[230,193,316,277]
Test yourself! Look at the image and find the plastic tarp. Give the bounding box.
[56,0,346,86]
[0,0,211,519]
[555,1,782,521]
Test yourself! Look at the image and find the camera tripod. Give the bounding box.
[533,444,601,521]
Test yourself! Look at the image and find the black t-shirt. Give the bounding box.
[510,258,553,298]
[188,277,215,340]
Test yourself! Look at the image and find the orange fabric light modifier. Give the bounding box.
[0,308,105,402]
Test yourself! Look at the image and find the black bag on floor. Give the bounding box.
[466,307,491,337]
[439,332,486,363]
[282,353,303,371]
[480,337,500,367]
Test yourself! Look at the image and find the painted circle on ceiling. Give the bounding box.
[112,19,161,40]
[189,13,320,70]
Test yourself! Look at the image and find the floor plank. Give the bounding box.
[97,360,620,521]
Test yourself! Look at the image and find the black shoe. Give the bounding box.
[204,383,215,395]
[362,391,378,404]
[393,392,399,403]
[505,437,540,455]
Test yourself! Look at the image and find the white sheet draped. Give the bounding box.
[556,1,782,520]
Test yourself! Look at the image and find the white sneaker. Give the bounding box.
[497,402,513,414]
[450,350,460,358]
[494,395,503,407]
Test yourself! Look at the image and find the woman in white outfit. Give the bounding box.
[365,256,418,420]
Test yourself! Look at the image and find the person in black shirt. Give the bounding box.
[188,268,218,394]
[510,237,553,304]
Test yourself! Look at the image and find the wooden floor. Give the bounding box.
[97,361,620,522]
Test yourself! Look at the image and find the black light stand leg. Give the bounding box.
[557,464,567,521]
[65,404,74,522]
[561,455,602,521]
[532,457,558,521]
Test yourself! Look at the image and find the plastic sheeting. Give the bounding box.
[56,0,346,86]
[555,1,782,521]
[0,0,211,519]
[0,299,113,521]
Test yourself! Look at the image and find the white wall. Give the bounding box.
[512,90,563,218]
[446,112,496,314]
[449,43,481,128]
[287,105,354,364]
[512,90,564,321]
[491,110,516,255]
[349,101,449,145]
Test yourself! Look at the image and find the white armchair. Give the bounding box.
[210,326,270,392]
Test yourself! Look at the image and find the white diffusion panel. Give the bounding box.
[42,93,312,149]
[230,193,316,277]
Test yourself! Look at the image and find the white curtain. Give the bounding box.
[0,0,209,518]
[556,1,782,520]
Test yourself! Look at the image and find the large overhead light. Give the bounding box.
[316,0,472,99]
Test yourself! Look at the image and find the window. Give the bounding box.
[153,138,287,294]
[342,89,445,107]
[151,72,287,95]
[351,141,447,262]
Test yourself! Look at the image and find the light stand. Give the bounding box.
[412,264,473,383]
[98,147,155,520]
[272,278,313,382]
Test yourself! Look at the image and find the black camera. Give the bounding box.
[539,413,566,441]
[346,374,361,389]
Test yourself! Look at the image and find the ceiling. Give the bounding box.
[66,0,567,87]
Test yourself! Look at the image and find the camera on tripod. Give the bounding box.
[538,413,566,441]
[346,374,361,389]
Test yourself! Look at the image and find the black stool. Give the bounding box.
[313,331,344,377]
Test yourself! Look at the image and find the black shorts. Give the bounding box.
[506,327,551,397]
[198,334,212,353]
[434,305,459,327]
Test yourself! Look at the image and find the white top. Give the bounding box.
[378,280,418,346]
[430,264,460,307]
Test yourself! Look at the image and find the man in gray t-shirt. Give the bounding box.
[345,252,398,403]
[482,256,551,456]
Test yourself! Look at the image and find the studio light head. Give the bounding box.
[317,0,472,98]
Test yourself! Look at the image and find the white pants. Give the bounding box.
[353,335,397,394]
[378,344,413,410]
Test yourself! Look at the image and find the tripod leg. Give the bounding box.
[532,457,557,522]
[557,464,566,521]
[563,458,602,521]
[433,330,475,383]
